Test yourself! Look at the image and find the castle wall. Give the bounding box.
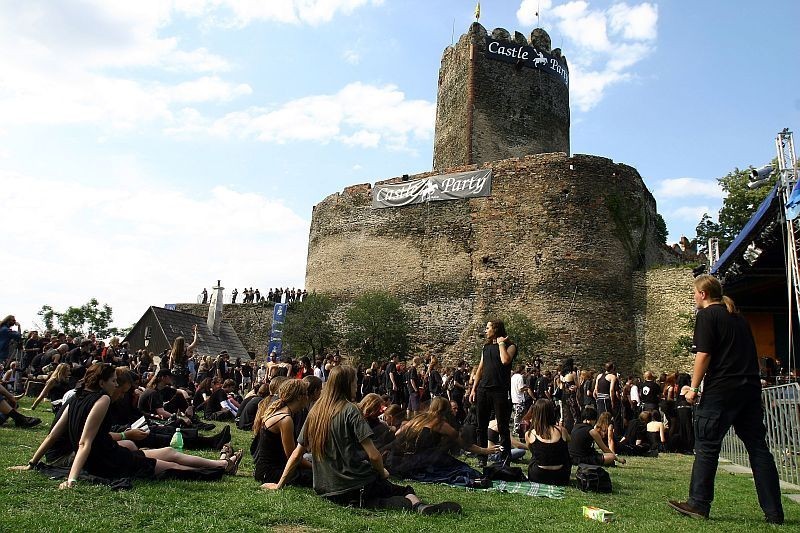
[433,23,570,171]
[306,153,678,373]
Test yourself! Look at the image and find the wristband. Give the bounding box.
[690,387,700,393]
[68,478,77,484]
[121,431,126,440]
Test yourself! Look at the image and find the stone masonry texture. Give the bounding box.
[433,23,570,171]
[305,153,692,374]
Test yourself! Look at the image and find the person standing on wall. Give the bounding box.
[470,319,517,465]
[668,274,783,525]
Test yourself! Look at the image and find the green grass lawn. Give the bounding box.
[1,397,796,532]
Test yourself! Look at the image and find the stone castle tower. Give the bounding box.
[304,24,687,373]
[433,23,570,170]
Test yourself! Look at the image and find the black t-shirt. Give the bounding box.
[406,366,419,393]
[568,422,595,460]
[385,362,398,390]
[237,396,262,430]
[479,342,516,390]
[639,380,661,405]
[138,388,163,415]
[241,364,252,378]
[693,303,761,394]
[205,389,228,417]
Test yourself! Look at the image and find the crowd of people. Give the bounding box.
[200,287,307,305]
[0,274,786,523]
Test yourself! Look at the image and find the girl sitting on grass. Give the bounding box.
[262,365,462,514]
[10,363,242,487]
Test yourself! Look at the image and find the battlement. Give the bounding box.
[433,23,570,171]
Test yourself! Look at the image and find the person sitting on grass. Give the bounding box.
[525,399,571,486]
[386,396,499,485]
[30,363,72,411]
[595,411,617,455]
[618,410,652,456]
[138,369,191,420]
[237,383,270,431]
[358,393,395,450]
[647,410,667,452]
[0,382,41,428]
[253,379,312,487]
[568,406,625,467]
[10,363,242,487]
[262,365,462,514]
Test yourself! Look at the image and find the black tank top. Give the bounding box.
[528,433,570,467]
[596,373,611,396]
[253,413,291,483]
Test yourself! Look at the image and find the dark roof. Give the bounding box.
[149,306,249,361]
[711,182,780,282]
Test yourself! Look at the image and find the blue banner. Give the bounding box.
[267,339,283,359]
[273,303,288,324]
[786,182,800,221]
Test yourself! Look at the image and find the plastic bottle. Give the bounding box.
[170,427,184,452]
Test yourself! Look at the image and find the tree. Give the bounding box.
[345,291,409,363]
[282,294,338,357]
[654,213,668,246]
[36,298,119,338]
[500,311,548,363]
[695,165,773,253]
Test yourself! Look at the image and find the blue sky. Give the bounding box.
[2,0,798,332]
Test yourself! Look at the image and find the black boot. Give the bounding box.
[9,409,41,428]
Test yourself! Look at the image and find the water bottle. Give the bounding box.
[170,427,184,452]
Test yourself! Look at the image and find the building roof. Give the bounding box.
[148,306,250,361]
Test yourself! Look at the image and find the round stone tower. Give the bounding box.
[433,23,570,171]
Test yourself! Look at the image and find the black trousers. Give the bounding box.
[687,385,783,521]
[476,387,512,460]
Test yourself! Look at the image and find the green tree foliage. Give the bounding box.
[695,165,773,253]
[36,298,119,338]
[500,311,548,363]
[345,291,409,363]
[654,213,668,246]
[282,294,337,357]
[671,312,696,357]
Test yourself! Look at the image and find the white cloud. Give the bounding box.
[166,82,435,151]
[655,178,724,199]
[1,165,309,332]
[343,49,361,64]
[671,205,714,223]
[179,0,385,27]
[517,1,659,111]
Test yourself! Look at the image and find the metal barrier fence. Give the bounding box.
[720,382,800,487]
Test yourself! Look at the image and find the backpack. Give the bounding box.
[484,464,526,482]
[575,464,612,493]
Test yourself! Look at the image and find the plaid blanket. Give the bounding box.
[466,480,566,499]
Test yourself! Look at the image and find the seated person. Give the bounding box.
[11,363,243,486]
[263,365,462,514]
[595,411,617,454]
[0,383,41,428]
[358,393,394,451]
[568,406,625,467]
[30,363,72,411]
[488,418,527,462]
[138,369,191,420]
[237,383,269,431]
[386,397,499,484]
[253,379,312,487]
[646,410,667,452]
[381,404,405,433]
[525,399,571,486]
[204,378,238,421]
[619,410,651,455]
[293,375,322,441]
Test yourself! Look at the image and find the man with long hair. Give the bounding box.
[470,319,517,465]
[263,365,461,514]
[668,274,783,524]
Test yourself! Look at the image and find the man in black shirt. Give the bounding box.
[385,355,401,406]
[470,320,517,464]
[669,275,782,524]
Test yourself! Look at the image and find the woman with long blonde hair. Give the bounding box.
[30,363,72,411]
[263,365,462,514]
[254,379,312,486]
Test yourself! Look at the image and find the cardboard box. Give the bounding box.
[582,506,615,523]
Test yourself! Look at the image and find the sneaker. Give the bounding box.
[416,502,462,515]
[15,416,42,428]
[668,500,708,520]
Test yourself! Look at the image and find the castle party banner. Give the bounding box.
[372,169,492,209]
[485,37,569,87]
